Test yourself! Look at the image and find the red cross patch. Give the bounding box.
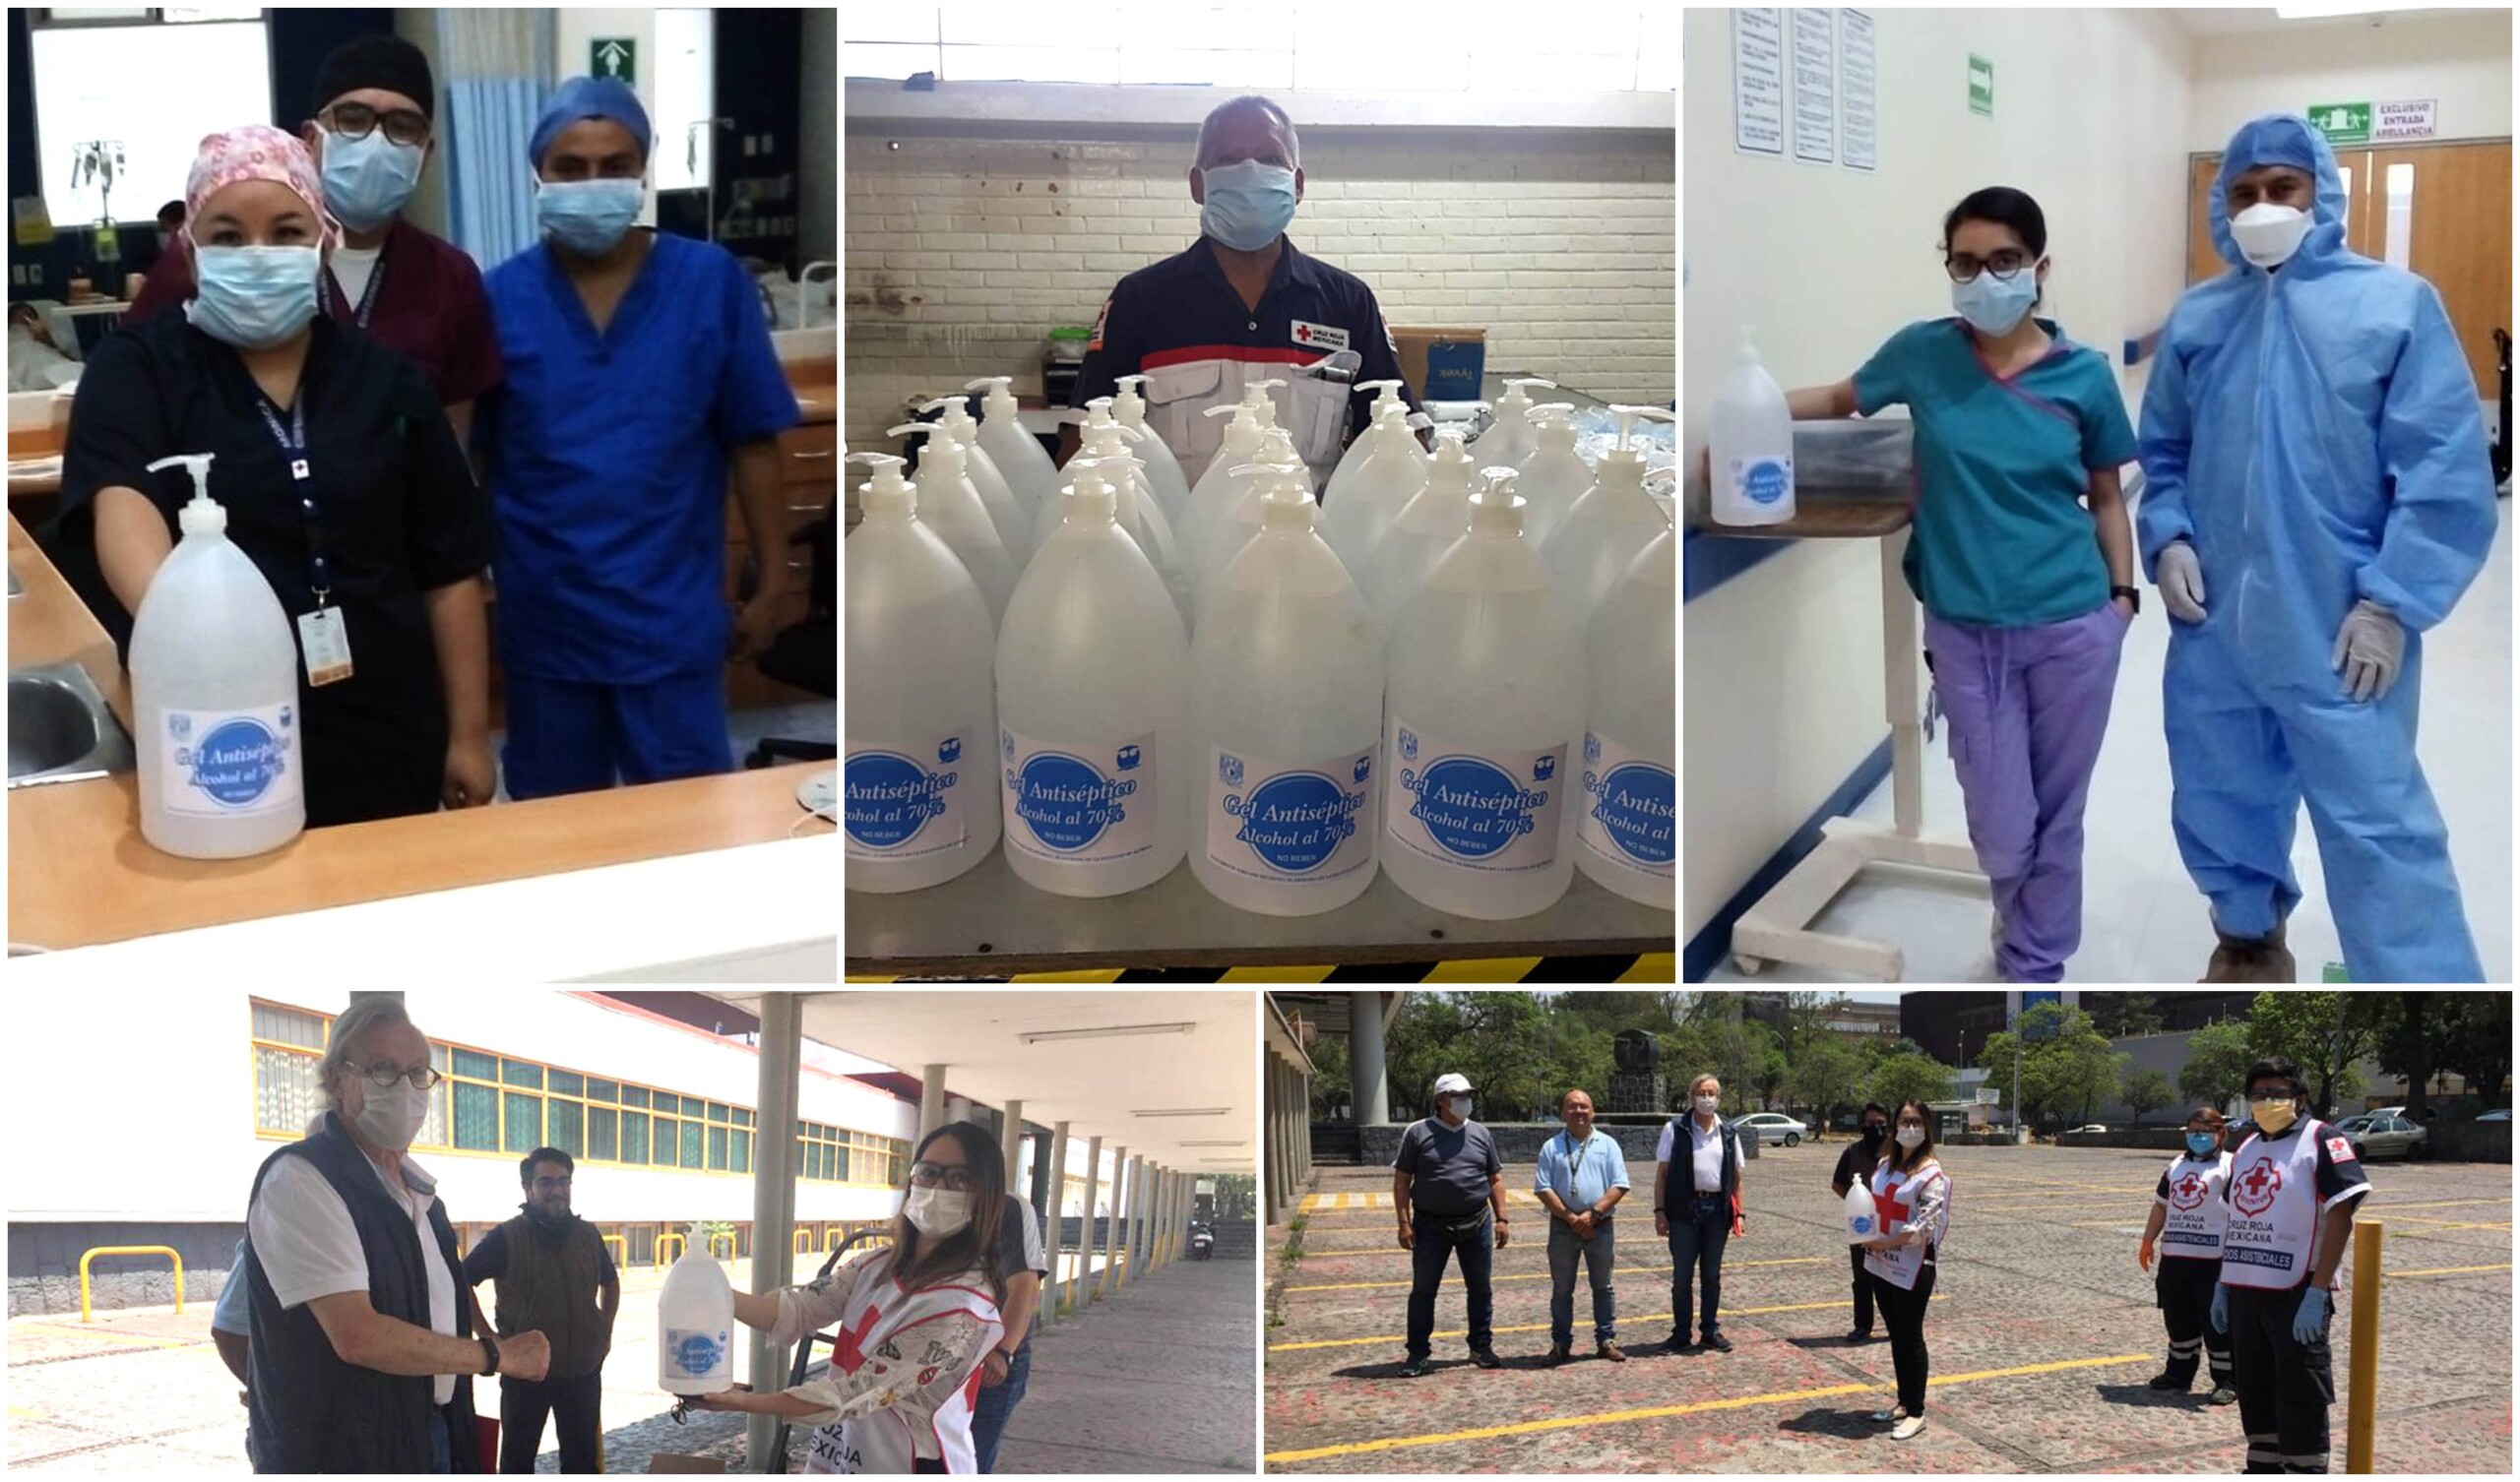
[2232,1157,2285,1217]
[830,1302,884,1375]
[2171,1172,2209,1210]
[2325,1136,2355,1163]
[1875,1181,1915,1227]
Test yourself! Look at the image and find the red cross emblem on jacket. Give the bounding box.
[1875,1180,1915,1228]
[1294,324,1313,340]
[2232,1158,2284,1217]
[2171,1172,2209,1210]
[831,1302,884,1375]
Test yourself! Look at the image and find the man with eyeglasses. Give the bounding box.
[241,998,550,1473]
[126,35,504,447]
[463,1147,619,1473]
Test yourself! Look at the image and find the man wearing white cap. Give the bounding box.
[1391,1072,1508,1378]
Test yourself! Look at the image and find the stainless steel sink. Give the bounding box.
[8,660,134,788]
[8,562,21,596]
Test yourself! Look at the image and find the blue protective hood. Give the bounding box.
[2208,113,2349,273]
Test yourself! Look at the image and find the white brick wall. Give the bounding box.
[843,128,1674,459]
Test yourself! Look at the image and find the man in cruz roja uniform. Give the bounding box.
[1064,94,1426,492]
[2212,1057,2370,1474]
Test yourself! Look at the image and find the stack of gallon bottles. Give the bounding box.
[846,375,1675,921]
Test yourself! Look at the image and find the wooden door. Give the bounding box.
[2367,142,2513,394]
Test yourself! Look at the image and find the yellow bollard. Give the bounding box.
[79,1246,184,1324]
[2346,1220,2380,1473]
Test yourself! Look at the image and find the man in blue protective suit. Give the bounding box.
[2137,113,2496,983]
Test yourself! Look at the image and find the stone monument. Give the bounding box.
[1606,1028,1667,1117]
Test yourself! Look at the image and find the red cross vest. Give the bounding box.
[2158,1151,2233,1260]
[2218,1122,2335,1290]
[1862,1158,1950,1291]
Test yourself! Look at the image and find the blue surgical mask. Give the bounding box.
[537,178,644,257]
[185,243,322,349]
[2186,1132,2220,1156]
[321,128,424,234]
[1951,264,2040,337]
[1200,160,1297,252]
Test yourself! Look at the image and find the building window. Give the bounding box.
[251,1005,327,1137]
[590,1107,619,1162]
[681,1120,705,1169]
[622,1111,651,1164]
[547,1099,584,1158]
[504,1092,543,1153]
[454,1082,499,1151]
[709,1125,729,1172]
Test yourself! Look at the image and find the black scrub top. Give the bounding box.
[53,313,490,828]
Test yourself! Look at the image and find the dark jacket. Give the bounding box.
[467,1211,614,1380]
[1660,1114,1740,1211]
[244,1112,478,1473]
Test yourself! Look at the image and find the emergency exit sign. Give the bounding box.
[1968,54,1993,116]
[592,36,636,85]
[2309,101,2370,145]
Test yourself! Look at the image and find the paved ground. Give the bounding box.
[8,1248,1254,1473]
[1263,1142,2513,1473]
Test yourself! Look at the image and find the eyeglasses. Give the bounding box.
[532,1176,573,1191]
[350,1060,442,1090]
[909,1161,977,1193]
[1945,250,2033,282]
[324,101,430,149]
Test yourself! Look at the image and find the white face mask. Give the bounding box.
[2231,201,2312,269]
[1444,1095,1474,1121]
[905,1185,973,1238]
[1895,1126,1925,1150]
[1694,1095,1720,1115]
[349,1077,430,1150]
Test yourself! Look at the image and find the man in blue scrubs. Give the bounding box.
[478,78,800,798]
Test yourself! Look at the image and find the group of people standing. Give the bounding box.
[1387,1055,2369,1470]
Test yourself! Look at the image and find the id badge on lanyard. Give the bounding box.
[257,397,354,686]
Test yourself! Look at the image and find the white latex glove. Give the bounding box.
[2156,540,2208,623]
[2330,599,2405,703]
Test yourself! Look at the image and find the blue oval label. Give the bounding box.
[843,750,956,850]
[1010,750,1136,852]
[1589,761,1675,865]
[1742,458,1790,507]
[187,717,287,807]
[1225,770,1367,874]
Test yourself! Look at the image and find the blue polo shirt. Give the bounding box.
[1074,235,1423,480]
[479,231,801,684]
[1853,317,2138,628]
[1535,1128,1631,1215]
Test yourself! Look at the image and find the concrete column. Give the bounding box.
[1298,1060,1314,1189]
[1264,1062,1284,1225]
[1029,1129,1055,1219]
[1040,1121,1069,1322]
[998,1098,1025,1193]
[1072,1134,1102,1317]
[1350,991,1393,1126]
[918,1065,947,1142]
[1123,1154,1148,1287]
[745,994,804,1474]
[1098,1145,1128,1298]
[1146,1162,1165,1272]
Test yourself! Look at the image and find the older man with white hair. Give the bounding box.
[240,997,549,1472]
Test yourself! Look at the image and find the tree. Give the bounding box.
[1977,1002,2118,1132]
[1305,1027,1351,1121]
[2179,1019,2255,1114]
[2121,1066,2174,1127]
[1869,1052,1955,1113]
[2438,994,2513,1113]
[2370,994,2443,1118]
[1747,1019,1790,1111]
[2247,992,2380,1117]
[1787,1033,1866,1137]
[2118,994,2164,1037]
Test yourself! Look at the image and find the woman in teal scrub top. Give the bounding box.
[1786,188,2140,983]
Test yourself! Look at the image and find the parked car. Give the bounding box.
[2477,1108,2510,1123]
[2331,1115,2375,1139]
[2346,1112,2428,1160]
[2066,1124,2108,1136]
[1732,1112,1810,1147]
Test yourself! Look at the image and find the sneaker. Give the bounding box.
[1469,1347,1503,1370]
[1545,1343,1572,1366]
[1846,1328,1875,1344]
[1869,1405,1908,1423]
[1399,1355,1430,1378]
[2208,1385,2238,1406]
[2148,1370,2189,1391]
[2203,918,2295,983]
[1700,1332,1733,1353]
[1597,1341,1628,1363]
[1891,1415,1926,1441]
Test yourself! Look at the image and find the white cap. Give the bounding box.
[1111,374,1149,426]
[147,452,223,535]
[845,451,916,518]
[1530,402,1579,443]
[1469,467,1527,534]
[889,420,970,481]
[1258,425,1301,467]
[1229,462,1314,528]
[1060,457,1123,523]
[919,395,980,435]
[964,375,1021,410]
[1496,377,1557,413]
[1424,428,1476,489]
[1432,1073,1476,1097]
[1239,378,1287,428]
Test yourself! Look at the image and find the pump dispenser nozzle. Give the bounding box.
[1425,428,1476,488]
[1060,456,1124,523]
[1470,467,1528,533]
[964,375,1020,408]
[1238,379,1288,428]
[845,451,916,516]
[1228,462,1316,529]
[1498,377,1557,408]
[146,453,224,536]
[889,420,973,479]
[1111,374,1151,425]
[919,395,982,433]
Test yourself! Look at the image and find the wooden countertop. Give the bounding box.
[8,514,833,953]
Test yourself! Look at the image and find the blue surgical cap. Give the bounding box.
[2225,113,2320,176]
[530,77,652,167]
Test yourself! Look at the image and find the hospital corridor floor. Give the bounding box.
[1709,500,2514,984]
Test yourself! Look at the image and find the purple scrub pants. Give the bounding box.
[1922,602,2129,981]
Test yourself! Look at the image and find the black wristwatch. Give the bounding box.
[476,1331,500,1378]
[2111,585,2141,615]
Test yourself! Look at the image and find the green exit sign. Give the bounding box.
[1969,54,1994,116]
[2308,101,2369,145]
[592,36,636,86]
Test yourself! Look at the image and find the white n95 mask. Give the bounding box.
[2231,202,2311,269]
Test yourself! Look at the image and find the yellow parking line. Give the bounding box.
[2390,1263,2513,1278]
[1263,1351,2150,1463]
[1285,1257,1827,1293]
[13,1323,208,1352]
[1268,1295,1943,1352]
[2384,1219,2511,1232]
[2365,1199,2511,1212]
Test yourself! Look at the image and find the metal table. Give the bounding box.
[846,854,1673,977]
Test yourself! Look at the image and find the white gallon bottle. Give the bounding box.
[1046,412,1194,632]
[997,457,1190,897]
[1543,404,1677,626]
[918,395,1027,558]
[130,453,306,859]
[1709,326,1796,525]
[1323,379,1409,510]
[1179,402,1273,589]
[1381,468,1587,919]
[1321,401,1429,575]
[1189,424,1309,609]
[658,1221,734,1395]
[1575,527,1674,909]
[1109,374,1192,525]
[1190,465,1384,916]
[1468,376,1557,468]
[1511,404,1594,548]
[844,453,1001,894]
[883,425,1018,626]
[964,375,1065,523]
[1360,427,1480,624]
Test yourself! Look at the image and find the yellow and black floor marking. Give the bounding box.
[850,952,1675,984]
